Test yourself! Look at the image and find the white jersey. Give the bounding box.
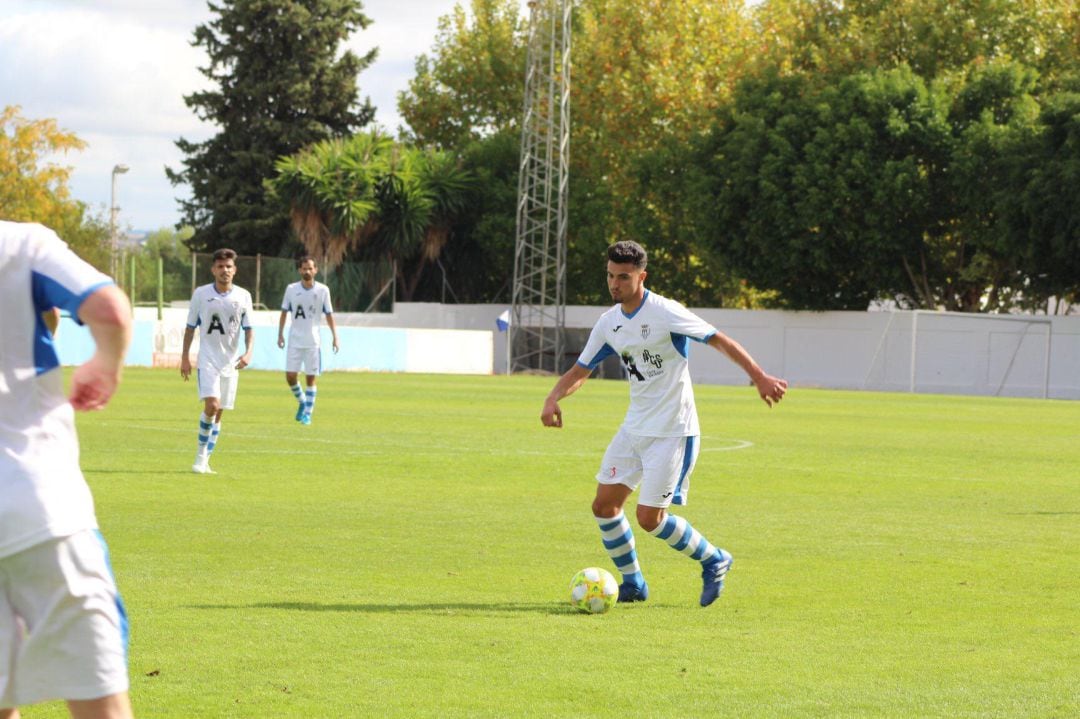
[577,290,717,437]
[186,283,253,374]
[281,281,333,349]
[0,221,112,559]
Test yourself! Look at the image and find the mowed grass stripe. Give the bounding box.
[18,368,1078,718]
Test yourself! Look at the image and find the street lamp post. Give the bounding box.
[109,164,130,279]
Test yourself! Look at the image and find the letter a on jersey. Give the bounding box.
[207,314,226,334]
[294,305,307,319]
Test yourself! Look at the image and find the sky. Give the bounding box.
[0,0,527,231]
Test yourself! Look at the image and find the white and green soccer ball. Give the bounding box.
[569,567,618,614]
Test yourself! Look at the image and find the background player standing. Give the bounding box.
[180,248,253,474]
[1,221,135,718]
[541,240,787,607]
[277,256,339,425]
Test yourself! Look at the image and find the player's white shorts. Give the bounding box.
[0,529,129,708]
[197,367,238,409]
[596,427,700,508]
[285,345,321,376]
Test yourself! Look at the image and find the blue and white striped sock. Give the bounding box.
[290,383,303,403]
[207,421,221,455]
[649,514,724,566]
[197,413,213,456]
[596,512,644,587]
[304,387,317,416]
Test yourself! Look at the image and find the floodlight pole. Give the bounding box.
[109,164,130,280]
[508,0,571,375]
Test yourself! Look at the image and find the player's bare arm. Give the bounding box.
[277,310,288,349]
[237,327,254,369]
[69,285,132,411]
[541,363,592,428]
[180,326,195,380]
[707,332,787,407]
[326,313,340,353]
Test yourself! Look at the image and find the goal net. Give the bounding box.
[862,311,1052,398]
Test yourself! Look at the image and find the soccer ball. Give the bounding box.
[569,567,618,614]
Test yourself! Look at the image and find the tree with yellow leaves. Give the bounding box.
[0,105,109,269]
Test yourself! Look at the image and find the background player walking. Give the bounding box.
[277,256,339,425]
[541,240,787,606]
[180,248,253,474]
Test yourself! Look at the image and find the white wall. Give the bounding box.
[63,307,496,375]
[683,309,1078,399]
[124,303,1080,399]
[369,304,1080,399]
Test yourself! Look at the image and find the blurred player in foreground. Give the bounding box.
[180,248,253,474]
[277,256,339,425]
[541,240,787,607]
[0,221,135,718]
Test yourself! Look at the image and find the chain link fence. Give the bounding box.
[118,251,395,313]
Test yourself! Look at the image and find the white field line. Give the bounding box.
[90,422,754,457]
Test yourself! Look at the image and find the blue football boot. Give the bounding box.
[700,550,734,607]
[617,579,649,603]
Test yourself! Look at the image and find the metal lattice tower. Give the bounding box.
[508,0,571,374]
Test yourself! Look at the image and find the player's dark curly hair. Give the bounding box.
[296,255,316,268]
[607,240,647,269]
[212,248,237,263]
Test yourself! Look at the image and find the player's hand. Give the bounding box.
[332,338,340,354]
[69,355,121,411]
[180,356,191,381]
[754,373,788,407]
[541,399,563,428]
[277,336,285,349]
[236,353,252,370]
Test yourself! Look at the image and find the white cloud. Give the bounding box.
[1,1,213,228]
[0,0,531,229]
[1,7,211,136]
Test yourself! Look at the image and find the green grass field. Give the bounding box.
[21,368,1079,718]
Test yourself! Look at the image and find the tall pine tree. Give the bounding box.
[168,0,376,256]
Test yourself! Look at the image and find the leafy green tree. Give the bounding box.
[396,0,1080,308]
[126,227,197,305]
[412,129,519,303]
[699,56,1080,312]
[753,0,1078,80]
[398,0,758,304]
[1012,85,1080,310]
[398,0,526,148]
[690,0,1080,312]
[572,0,755,189]
[268,131,472,301]
[0,105,110,269]
[168,0,376,257]
[62,213,112,273]
[625,142,769,308]
[945,61,1043,311]
[566,0,759,304]
[700,67,956,310]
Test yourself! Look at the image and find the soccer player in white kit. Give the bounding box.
[0,221,135,718]
[277,256,339,425]
[180,248,254,474]
[541,241,788,606]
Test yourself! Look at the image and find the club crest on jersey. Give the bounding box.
[640,324,651,339]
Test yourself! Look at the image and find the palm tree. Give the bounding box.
[268,131,472,300]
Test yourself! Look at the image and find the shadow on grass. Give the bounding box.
[186,601,576,615]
